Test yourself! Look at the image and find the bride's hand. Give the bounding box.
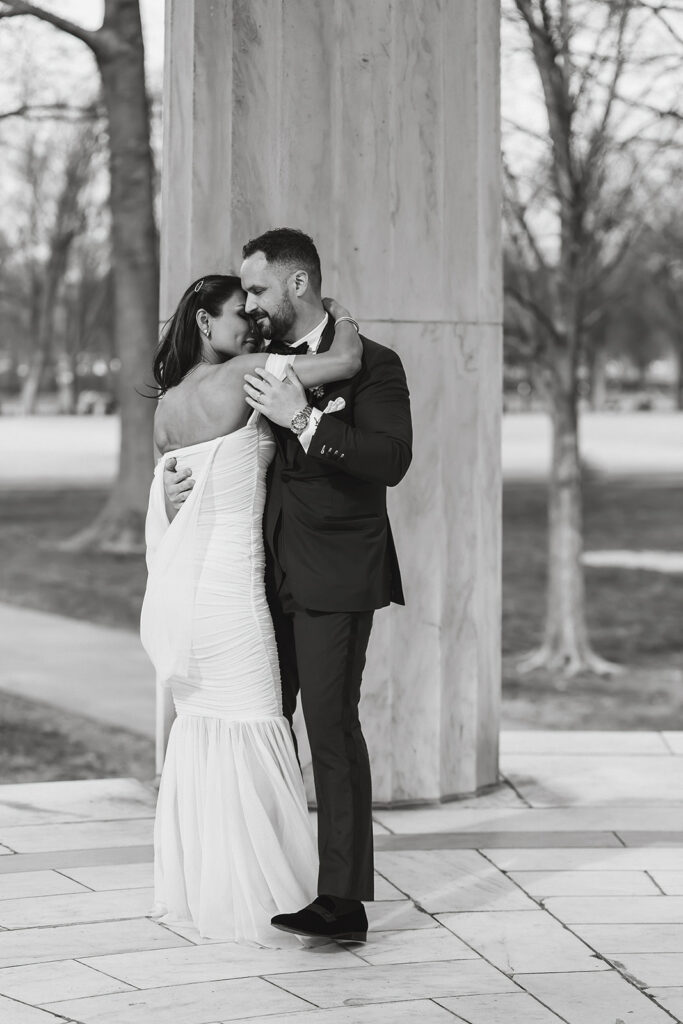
[322,296,352,322]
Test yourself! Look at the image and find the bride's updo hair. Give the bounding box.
[153,275,244,394]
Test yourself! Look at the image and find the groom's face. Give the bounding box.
[241,252,296,341]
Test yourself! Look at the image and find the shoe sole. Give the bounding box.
[271,922,367,943]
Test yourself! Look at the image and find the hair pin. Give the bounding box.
[194,278,204,293]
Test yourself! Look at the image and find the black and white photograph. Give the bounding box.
[0,1,682,1022]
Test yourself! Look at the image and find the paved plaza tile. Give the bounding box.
[375,828,622,849]
[374,804,681,833]
[0,868,89,901]
[485,846,683,871]
[572,922,683,953]
[58,861,153,890]
[371,873,405,900]
[607,952,683,987]
[0,886,154,928]
[355,924,478,965]
[438,909,608,974]
[518,969,677,1023]
[43,976,310,1023]
[374,850,536,912]
[0,738,680,1022]
[502,754,683,806]
[0,995,67,1023]
[0,919,189,969]
[227,1002,456,1024]
[546,895,683,924]
[0,779,155,828]
[509,869,660,897]
[651,871,683,894]
[79,942,360,988]
[263,960,517,1006]
[0,845,154,875]
[619,831,683,846]
[435,991,567,1023]
[649,989,683,1019]
[0,818,154,854]
[501,731,672,755]
[0,959,134,1003]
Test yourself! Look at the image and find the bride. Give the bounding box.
[141,274,362,945]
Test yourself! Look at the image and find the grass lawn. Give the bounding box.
[503,476,683,729]
[1,478,682,782]
[0,689,154,784]
[0,488,146,630]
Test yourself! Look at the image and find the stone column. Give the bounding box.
[160,0,502,800]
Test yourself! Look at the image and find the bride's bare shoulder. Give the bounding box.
[198,362,245,403]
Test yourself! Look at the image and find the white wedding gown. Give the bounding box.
[141,354,317,946]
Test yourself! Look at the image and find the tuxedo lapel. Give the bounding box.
[316,318,336,355]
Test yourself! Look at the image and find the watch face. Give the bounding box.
[291,409,309,433]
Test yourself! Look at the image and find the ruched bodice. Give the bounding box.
[141,355,317,946]
[143,415,282,718]
[141,413,280,701]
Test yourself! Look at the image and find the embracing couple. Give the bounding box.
[141,228,412,948]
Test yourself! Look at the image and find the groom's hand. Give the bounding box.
[244,366,308,428]
[163,456,195,512]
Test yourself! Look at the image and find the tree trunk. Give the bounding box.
[55,356,77,414]
[20,231,75,414]
[518,354,618,678]
[19,349,48,414]
[588,348,607,411]
[675,340,683,412]
[64,0,158,553]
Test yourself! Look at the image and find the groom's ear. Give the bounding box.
[291,269,309,296]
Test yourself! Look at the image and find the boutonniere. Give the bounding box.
[308,384,326,400]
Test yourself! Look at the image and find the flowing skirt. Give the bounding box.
[152,712,318,946]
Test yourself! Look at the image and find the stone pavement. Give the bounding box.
[0,732,681,1023]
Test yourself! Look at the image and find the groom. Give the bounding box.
[166,228,412,941]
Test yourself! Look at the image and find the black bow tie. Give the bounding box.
[268,339,309,355]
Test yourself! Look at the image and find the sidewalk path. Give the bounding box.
[0,733,681,1023]
[0,602,155,739]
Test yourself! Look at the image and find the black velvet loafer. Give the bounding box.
[271,895,368,942]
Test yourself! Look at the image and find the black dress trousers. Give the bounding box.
[268,574,375,902]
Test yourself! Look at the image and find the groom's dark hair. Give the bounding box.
[243,228,322,293]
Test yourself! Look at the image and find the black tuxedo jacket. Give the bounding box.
[264,319,412,612]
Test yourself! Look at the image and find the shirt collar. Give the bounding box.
[285,312,329,352]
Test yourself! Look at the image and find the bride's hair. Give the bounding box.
[153,275,245,393]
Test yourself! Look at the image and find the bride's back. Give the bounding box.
[154,363,249,455]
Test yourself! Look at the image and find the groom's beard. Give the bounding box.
[256,293,296,342]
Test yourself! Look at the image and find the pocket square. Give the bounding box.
[323,397,346,414]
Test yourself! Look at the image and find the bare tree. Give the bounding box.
[18,125,96,414]
[0,0,158,552]
[645,212,683,408]
[503,0,683,676]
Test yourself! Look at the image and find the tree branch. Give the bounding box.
[584,4,632,171]
[0,0,103,55]
[0,102,101,122]
[507,283,562,345]
[503,159,551,273]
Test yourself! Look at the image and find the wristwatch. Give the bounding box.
[290,404,313,435]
